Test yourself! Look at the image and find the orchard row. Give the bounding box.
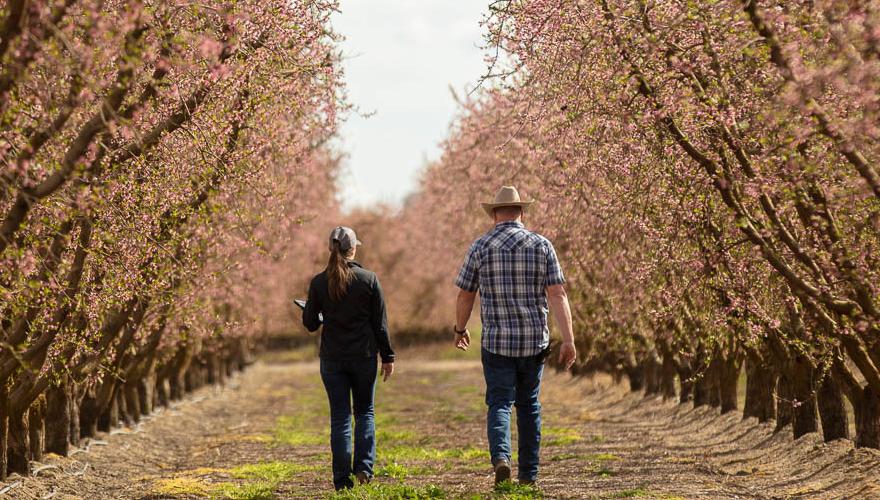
[356,0,880,449]
[0,0,343,477]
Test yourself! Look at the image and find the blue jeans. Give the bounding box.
[482,348,545,481]
[320,356,377,490]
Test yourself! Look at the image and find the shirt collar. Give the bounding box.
[348,260,363,269]
[495,220,524,229]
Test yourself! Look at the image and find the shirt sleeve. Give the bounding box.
[371,274,395,363]
[302,278,322,332]
[544,240,565,286]
[454,242,480,292]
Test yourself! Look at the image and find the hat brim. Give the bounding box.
[481,201,533,217]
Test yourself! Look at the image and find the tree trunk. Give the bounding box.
[137,373,154,416]
[225,356,234,378]
[27,397,45,461]
[170,344,194,400]
[856,386,880,448]
[626,364,645,392]
[691,347,711,408]
[185,364,197,393]
[123,383,141,424]
[7,410,29,475]
[185,358,209,393]
[69,383,80,448]
[776,376,793,433]
[693,372,710,408]
[98,391,118,432]
[790,360,819,439]
[677,363,694,404]
[78,390,99,438]
[817,372,849,442]
[45,382,71,455]
[719,356,741,414]
[170,368,185,400]
[743,356,777,422]
[233,337,251,370]
[216,351,227,386]
[0,383,8,480]
[644,355,661,396]
[207,351,221,386]
[659,354,677,401]
[156,375,170,408]
[707,357,722,408]
[117,389,132,427]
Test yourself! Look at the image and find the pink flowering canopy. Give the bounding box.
[0,0,345,442]
[352,0,880,448]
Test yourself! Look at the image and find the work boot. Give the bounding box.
[355,471,370,485]
[493,458,511,485]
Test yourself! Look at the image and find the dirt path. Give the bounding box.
[5,346,880,499]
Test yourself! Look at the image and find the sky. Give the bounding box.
[332,1,490,211]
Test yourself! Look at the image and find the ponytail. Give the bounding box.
[327,240,354,301]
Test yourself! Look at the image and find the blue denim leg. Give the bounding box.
[350,357,377,478]
[482,348,517,465]
[515,355,544,481]
[320,359,354,490]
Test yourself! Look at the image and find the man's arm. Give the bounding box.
[453,242,480,350]
[455,288,477,350]
[547,284,577,369]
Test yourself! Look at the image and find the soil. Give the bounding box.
[3,345,879,499]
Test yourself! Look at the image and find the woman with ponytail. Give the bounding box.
[303,226,395,491]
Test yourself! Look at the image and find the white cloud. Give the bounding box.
[333,0,489,210]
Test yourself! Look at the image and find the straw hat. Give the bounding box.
[481,185,534,217]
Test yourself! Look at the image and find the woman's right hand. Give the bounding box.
[381,362,394,382]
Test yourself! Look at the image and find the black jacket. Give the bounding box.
[302,261,395,363]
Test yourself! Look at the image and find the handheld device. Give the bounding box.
[294,299,323,323]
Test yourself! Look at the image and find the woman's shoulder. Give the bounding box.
[350,263,378,281]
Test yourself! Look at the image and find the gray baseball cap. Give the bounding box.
[329,226,360,252]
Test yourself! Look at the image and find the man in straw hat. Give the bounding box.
[453,185,577,487]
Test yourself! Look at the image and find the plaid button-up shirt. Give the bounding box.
[455,221,565,357]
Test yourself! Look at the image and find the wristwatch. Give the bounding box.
[453,325,468,335]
